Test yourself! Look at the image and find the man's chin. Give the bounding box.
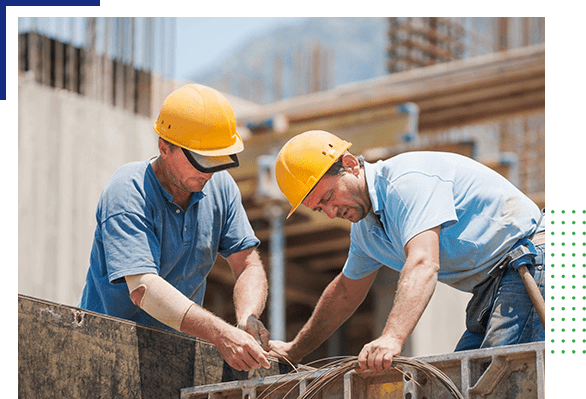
[345,211,365,223]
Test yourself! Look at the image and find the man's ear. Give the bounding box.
[158,138,172,158]
[341,153,360,176]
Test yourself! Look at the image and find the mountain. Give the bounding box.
[189,17,389,104]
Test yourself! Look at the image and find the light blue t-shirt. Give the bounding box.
[79,159,260,331]
[343,152,543,292]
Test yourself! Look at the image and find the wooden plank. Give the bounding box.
[529,191,545,210]
[362,137,476,163]
[282,262,333,296]
[254,220,350,243]
[419,89,545,129]
[306,253,349,272]
[414,74,544,113]
[285,234,351,259]
[206,258,322,307]
[239,44,544,123]
[232,108,412,182]
[18,295,282,399]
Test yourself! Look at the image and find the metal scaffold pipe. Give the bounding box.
[267,204,286,341]
[256,154,289,342]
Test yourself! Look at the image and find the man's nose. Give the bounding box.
[324,205,337,219]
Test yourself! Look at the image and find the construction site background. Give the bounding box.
[18,17,544,365]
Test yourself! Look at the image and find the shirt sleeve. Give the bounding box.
[102,211,160,284]
[342,236,384,280]
[217,173,261,258]
[387,172,458,247]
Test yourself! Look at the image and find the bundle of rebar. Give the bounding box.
[260,355,464,399]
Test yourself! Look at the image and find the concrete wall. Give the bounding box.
[18,75,159,306]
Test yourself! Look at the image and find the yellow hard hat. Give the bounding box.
[154,84,243,172]
[275,130,352,218]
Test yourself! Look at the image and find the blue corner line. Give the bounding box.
[1,1,100,101]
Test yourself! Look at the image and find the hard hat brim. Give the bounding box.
[182,148,239,173]
[187,137,244,157]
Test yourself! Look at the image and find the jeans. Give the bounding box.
[455,244,545,351]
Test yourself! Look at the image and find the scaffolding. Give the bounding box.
[387,17,545,73]
[18,17,177,117]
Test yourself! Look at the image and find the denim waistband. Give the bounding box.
[489,232,544,277]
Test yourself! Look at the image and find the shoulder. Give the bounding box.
[372,152,471,186]
[98,161,155,218]
[105,161,151,190]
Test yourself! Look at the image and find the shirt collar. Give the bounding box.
[364,161,383,215]
[147,160,206,207]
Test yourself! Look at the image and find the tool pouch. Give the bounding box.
[465,237,540,335]
[466,211,545,336]
[464,269,506,335]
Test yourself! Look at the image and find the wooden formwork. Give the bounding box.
[18,294,281,399]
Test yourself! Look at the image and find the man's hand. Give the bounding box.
[356,335,402,372]
[237,314,270,351]
[214,324,272,371]
[268,340,302,364]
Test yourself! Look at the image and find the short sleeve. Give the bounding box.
[102,212,160,283]
[217,174,260,258]
[343,239,383,280]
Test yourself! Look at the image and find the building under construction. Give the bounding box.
[18,17,545,398]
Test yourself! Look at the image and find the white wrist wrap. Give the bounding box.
[126,273,194,331]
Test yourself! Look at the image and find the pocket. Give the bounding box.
[465,271,504,335]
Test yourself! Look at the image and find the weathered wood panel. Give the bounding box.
[18,295,281,399]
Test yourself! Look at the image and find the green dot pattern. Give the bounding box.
[548,210,586,355]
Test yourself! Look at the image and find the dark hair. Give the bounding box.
[324,152,365,176]
[160,137,178,149]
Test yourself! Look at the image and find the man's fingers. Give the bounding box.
[258,329,270,350]
[357,348,368,372]
[357,347,393,372]
[228,348,270,371]
[372,353,385,371]
[239,316,271,351]
[247,348,271,369]
[382,353,393,370]
[241,352,261,370]
[368,352,378,371]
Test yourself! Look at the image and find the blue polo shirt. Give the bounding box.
[79,159,260,331]
[343,152,543,292]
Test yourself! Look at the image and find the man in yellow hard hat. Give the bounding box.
[270,130,545,372]
[79,84,271,371]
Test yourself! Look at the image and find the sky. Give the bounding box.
[175,17,309,81]
[16,16,310,81]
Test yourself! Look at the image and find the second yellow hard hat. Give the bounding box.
[275,130,352,218]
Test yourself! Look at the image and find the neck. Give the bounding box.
[151,156,192,211]
[360,168,373,214]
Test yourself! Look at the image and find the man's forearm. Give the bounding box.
[382,257,438,346]
[228,248,271,348]
[180,301,271,371]
[289,272,374,361]
[233,262,268,323]
[180,300,234,342]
